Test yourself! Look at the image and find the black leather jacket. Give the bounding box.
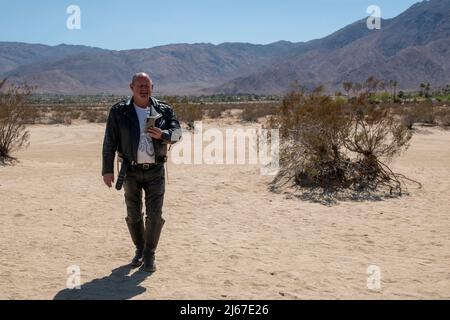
[102,97,181,175]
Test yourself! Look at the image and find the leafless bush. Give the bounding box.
[48,112,72,125]
[240,104,277,122]
[173,103,203,128]
[268,89,352,189]
[95,111,107,123]
[344,105,413,193]
[69,110,82,120]
[267,88,417,200]
[81,109,107,123]
[435,106,450,128]
[82,109,97,123]
[206,105,226,119]
[0,80,32,164]
[400,102,436,129]
[22,105,43,124]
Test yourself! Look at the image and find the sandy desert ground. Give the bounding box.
[0,118,449,300]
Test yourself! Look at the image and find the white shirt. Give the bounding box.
[133,103,156,164]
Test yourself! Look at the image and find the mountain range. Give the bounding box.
[1,0,449,95]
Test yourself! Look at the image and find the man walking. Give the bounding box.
[102,72,181,272]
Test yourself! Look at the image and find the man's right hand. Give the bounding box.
[103,174,115,188]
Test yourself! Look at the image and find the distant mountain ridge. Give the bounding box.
[1,0,449,95]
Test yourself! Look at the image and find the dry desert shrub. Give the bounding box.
[240,103,277,122]
[0,80,31,164]
[173,103,203,128]
[82,109,98,122]
[22,105,43,124]
[205,104,227,119]
[400,102,436,129]
[94,111,107,123]
[267,89,352,189]
[267,88,418,201]
[48,111,72,125]
[434,106,450,128]
[69,110,82,120]
[81,109,107,123]
[343,104,413,193]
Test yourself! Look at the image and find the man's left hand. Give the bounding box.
[148,127,163,140]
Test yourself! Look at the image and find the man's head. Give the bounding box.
[130,72,153,106]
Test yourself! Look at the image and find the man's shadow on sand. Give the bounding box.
[54,265,151,300]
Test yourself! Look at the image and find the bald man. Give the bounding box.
[102,72,181,272]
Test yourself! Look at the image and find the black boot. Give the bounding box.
[143,216,165,272]
[125,217,145,267]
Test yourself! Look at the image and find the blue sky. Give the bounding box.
[0,0,419,50]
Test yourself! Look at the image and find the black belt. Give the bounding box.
[131,163,160,170]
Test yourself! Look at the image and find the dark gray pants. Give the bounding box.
[124,164,165,224]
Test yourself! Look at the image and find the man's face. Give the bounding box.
[130,76,152,101]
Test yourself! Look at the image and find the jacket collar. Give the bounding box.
[124,96,162,111]
[123,96,163,128]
